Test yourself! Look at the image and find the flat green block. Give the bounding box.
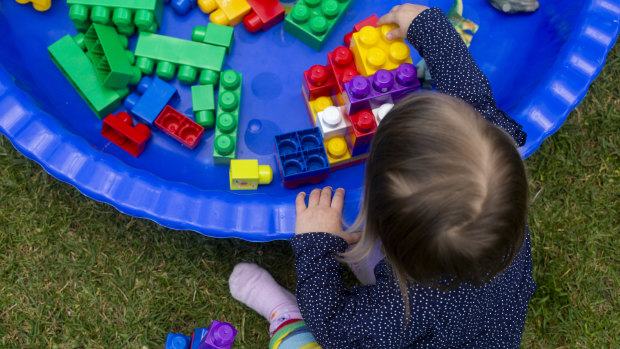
[191,84,215,128]
[67,0,164,34]
[48,35,128,119]
[213,70,242,164]
[134,32,226,84]
[83,23,140,89]
[192,23,234,54]
[284,0,354,51]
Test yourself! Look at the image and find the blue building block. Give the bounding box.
[190,328,208,348]
[124,76,179,125]
[165,333,191,349]
[163,0,197,15]
[274,127,330,189]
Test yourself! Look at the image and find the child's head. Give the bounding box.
[348,92,528,291]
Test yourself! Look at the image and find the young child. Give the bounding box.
[229,4,535,348]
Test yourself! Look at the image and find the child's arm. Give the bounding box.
[379,5,527,147]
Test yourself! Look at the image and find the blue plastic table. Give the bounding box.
[0,0,618,241]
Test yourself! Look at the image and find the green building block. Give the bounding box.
[134,32,226,85]
[83,23,141,89]
[67,0,164,35]
[192,23,234,54]
[48,35,128,119]
[284,0,354,51]
[191,84,216,128]
[213,70,242,165]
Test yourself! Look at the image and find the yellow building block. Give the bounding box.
[15,0,51,11]
[198,0,251,26]
[230,159,273,190]
[307,95,335,124]
[350,24,413,77]
[325,136,351,166]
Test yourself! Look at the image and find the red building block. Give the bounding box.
[102,111,151,157]
[154,105,205,149]
[344,14,379,46]
[243,0,285,33]
[302,64,336,101]
[327,46,360,97]
[348,110,377,157]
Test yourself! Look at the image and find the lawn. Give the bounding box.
[1,44,618,348]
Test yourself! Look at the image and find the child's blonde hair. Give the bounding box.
[343,92,528,318]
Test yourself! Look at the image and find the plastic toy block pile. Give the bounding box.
[274,15,421,188]
[166,320,237,349]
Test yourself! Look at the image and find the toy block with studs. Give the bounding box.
[200,320,237,348]
[347,109,376,157]
[372,102,393,125]
[326,46,359,100]
[325,136,369,171]
[48,35,129,119]
[274,127,330,188]
[134,32,226,85]
[66,0,164,35]
[191,84,216,128]
[304,94,334,125]
[164,0,197,16]
[243,0,285,33]
[154,105,205,149]
[284,0,355,51]
[192,23,234,54]
[124,76,179,125]
[197,0,251,26]
[213,70,243,165]
[349,24,413,76]
[229,159,273,190]
[343,14,379,46]
[302,64,336,101]
[343,63,419,114]
[82,23,141,89]
[102,111,151,157]
[189,327,208,349]
[316,105,351,140]
[15,0,52,11]
[165,333,191,349]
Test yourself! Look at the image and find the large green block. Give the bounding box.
[191,84,215,128]
[67,0,164,34]
[48,35,128,119]
[213,70,242,165]
[134,32,226,85]
[83,23,141,89]
[284,0,354,51]
[192,23,234,54]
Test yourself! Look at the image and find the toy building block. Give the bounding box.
[190,328,208,349]
[284,0,355,51]
[124,76,178,125]
[164,0,197,15]
[347,109,376,157]
[192,23,234,54]
[213,70,242,165]
[82,23,141,89]
[327,46,360,99]
[67,0,164,35]
[274,127,330,189]
[302,64,336,101]
[243,0,285,33]
[102,111,151,157]
[316,106,350,140]
[134,32,226,85]
[344,14,379,46]
[350,24,413,76]
[165,333,191,349]
[304,95,334,125]
[325,136,369,172]
[191,84,215,128]
[372,102,393,125]
[199,320,237,349]
[14,0,51,11]
[48,35,128,119]
[229,159,273,190]
[197,0,251,26]
[343,63,419,114]
[155,105,205,149]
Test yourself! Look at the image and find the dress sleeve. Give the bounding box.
[406,7,527,147]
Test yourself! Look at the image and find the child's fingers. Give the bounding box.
[385,27,404,41]
[318,187,333,207]
[331,188,345,212]
[307,188,321,208]
[295,192,307,214]
[377,11,396,26]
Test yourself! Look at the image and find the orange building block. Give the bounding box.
[198,0,251,26]
[350,24,413,77]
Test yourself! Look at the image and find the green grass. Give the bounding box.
[1,44,618,348]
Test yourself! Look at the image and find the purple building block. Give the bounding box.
[198,320,237,349]
[343,63,419,115]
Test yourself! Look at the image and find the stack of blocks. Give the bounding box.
[165,320,237,349]
[275,17,419,187]
[213,70,243,165]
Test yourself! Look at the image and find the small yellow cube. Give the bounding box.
[230,159,273,190]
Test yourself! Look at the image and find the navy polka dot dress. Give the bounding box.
[289,8,535,348]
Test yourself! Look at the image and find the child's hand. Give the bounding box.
[295,187,360,245]
[378,4,429,40]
